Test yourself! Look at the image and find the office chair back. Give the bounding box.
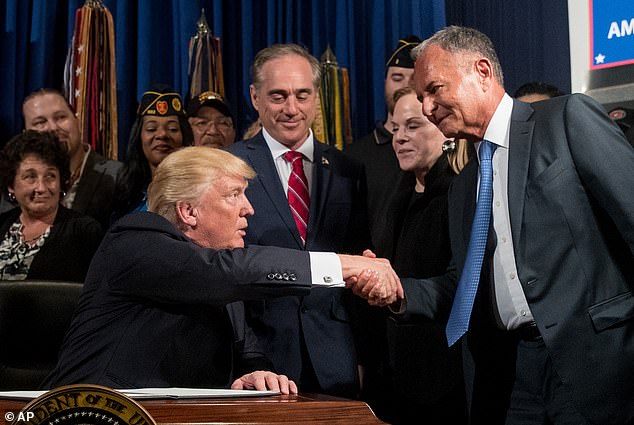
[0,280,83,390]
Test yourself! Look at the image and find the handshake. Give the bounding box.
[338,250,403,307]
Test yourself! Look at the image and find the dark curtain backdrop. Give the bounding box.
[1,0,445,158]
[445,0,571,96]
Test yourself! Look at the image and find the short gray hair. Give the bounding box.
[412,26,504,85]
[251,43,321,90]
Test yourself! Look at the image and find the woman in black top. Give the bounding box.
[361,87,470,424]
[0,131,102,282]
[116,86,193,216]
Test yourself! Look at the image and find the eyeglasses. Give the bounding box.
[191,118,233,131]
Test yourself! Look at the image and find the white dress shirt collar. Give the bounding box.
[482,93,513,149]
[262,127,315,162]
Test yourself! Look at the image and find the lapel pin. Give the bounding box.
[321,157,330,166]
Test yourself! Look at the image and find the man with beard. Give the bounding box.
[13,89,126,229]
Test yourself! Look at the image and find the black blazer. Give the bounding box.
[43,212,314,389]
[228,134,370,397]
[72,150,126,229]
[344,124,400,248]
[0,206,103,282]
[401,94,634,424]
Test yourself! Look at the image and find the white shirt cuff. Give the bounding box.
[309,252,344,287]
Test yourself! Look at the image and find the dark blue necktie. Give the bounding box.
[446,140,497,347]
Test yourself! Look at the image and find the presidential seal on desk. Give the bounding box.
[11,384,156,425]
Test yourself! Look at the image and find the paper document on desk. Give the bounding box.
[122,387,279,399]
[0,388,279,400]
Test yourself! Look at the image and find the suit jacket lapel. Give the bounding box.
[507,100,535,252]
[307,141,331,245]
[245,134,304,248]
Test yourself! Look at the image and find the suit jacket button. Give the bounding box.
[267,273,275,280]
[274,273,283,280]
[289,273,297,281]
[282,273,290,280]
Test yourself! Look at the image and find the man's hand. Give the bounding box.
[231,370,298,394]
[338,251,403,306]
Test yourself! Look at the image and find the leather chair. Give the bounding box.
[0,280,83,390]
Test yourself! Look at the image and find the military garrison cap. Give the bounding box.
[386,35,423,68]
[138,86,185,117]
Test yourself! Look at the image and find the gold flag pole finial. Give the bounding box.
[196,8,211,37]
[321,45,337,66]
[85,0,104,8]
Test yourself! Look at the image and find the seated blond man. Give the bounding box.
[43,147,399,391]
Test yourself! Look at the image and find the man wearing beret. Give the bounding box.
[345,36,422,248]
[187,91,236,148]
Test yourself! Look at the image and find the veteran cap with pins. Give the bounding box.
[187,90,233,121]
[386,35,423,69]
[138,86,185,117]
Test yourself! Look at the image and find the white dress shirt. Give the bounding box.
[262,127,315,196]
[477,93,534,329]
[260,128,343,287]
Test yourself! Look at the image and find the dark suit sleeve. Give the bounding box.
[101,229,312,307]
[396,262,457,322]
[563,94,634,255]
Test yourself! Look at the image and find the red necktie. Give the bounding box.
[283,151,310,244]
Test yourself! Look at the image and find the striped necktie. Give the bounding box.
[284,151,310,244]
[446,140,497,346]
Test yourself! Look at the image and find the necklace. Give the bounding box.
[24,232,46,244]
[20,224,51,246]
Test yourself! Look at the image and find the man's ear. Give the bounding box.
[176,201,197,227]
[474,57,494,90]
[250,84,259,112]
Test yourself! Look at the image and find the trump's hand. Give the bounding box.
[231,371,298,394]
[338,252,403,306]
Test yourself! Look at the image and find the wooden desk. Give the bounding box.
[0,393,385,424]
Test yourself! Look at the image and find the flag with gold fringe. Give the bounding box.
[315,46,352,150]
[64,0,118,160]
[186,9,224,102]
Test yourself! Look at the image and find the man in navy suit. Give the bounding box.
[365,26,634,424]
[228,44,370,397]
[44,147,398,391]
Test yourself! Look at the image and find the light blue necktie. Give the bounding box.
[446,140,497,347]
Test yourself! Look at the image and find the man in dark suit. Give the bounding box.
[20,89,125,229]
[367,26,634,424]
[44,147,397,391]
[228,44,370,398]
